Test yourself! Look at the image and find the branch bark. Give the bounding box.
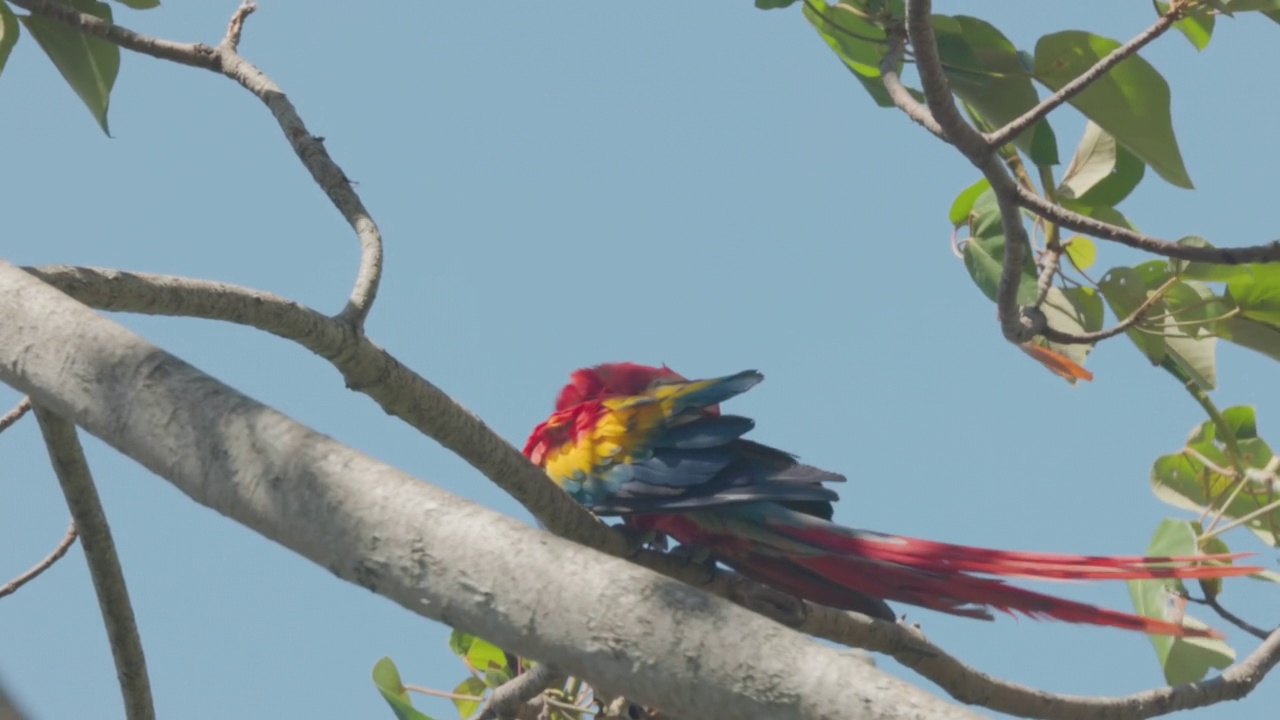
[0,259,981,720]
[5,0,383,325]
[30,406,153,720]
[26,262,1280,719]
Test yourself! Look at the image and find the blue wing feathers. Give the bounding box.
[654,415,755,449]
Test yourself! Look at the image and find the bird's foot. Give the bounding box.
[666,544,718,584]
[612,524,668,557]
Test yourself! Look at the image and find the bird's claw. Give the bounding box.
[612,524,668,557]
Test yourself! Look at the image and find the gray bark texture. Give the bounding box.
[0,259,982,720]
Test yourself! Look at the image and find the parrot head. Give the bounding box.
[553,362,686,410]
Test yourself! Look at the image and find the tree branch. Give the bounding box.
[901,0,988,159]
[18,263,1280,719]
[1193,594,1273,642]
[984,10,1178,149]
[0,519,77,600]
[30,406,154,720]
[0,258,982,720]
[5,0,384,325]
[473,662,564,720]
[25,264,620,560]
[1038,275,1177,345]
[0,396,31,433]
[1009,182,1280,263]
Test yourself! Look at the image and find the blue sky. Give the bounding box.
[1,2,1277,719]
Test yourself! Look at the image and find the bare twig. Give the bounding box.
[6,0,384,326]
[472,663,564,720]
[985,11,1178,149]
[220,0,256,51]
[879,31,945,141]
[0,396,32,433]
[31,406,154,720]
[0,519,77,599]
[1189,594,1273,642]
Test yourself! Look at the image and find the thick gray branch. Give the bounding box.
[0,260,980,720]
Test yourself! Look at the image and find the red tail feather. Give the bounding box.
[641,511,1258,637]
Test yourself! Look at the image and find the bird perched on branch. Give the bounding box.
[523,362,1258,637]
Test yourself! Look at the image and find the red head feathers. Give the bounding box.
[553,362,686,410]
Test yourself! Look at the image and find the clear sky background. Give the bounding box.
[2,2,1278,719]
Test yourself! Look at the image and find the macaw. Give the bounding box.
[523,362,1259,637]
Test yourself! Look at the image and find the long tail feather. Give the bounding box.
[698,506,1260,638]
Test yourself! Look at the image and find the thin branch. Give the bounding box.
[1039,274,1177,345]
[30,406,154,720]
[0,396,32,433]
[1010,181,1280,263]
[0,519,77,599]
[985,10,1178,149]
[801,610,1280,720]
[901,0,989,159]
[879,30,946,141]
[6,0,384,326]
[220,0,255,52]
[472,663,564,720]
[1189,594,1273,642]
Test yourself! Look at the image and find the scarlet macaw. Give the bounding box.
[523,362,1257,637]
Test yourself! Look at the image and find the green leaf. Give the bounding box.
[948,178,990,227]
[1219,316,1280,363]
[1156,1,1216,50]
[1222,406,1258,440]
[804,1,908,107]
[963,234,1037,306]
[934,15,1058,163]
[465,637,510,676]
[448,629,475,657]
[1225,264,1280,326]
[1099,266,1168,361]
[1059,121,1146,206]
[372,657,441,720]
[755,0,801,8]
[1041,284,1103,366]
[0,3,19,76]
[1151,423,1280,547]
[804,1,886,76]
[19,0,120,134]
[1059,121,1116,199]
[1223,0,1280,11]
[1162,281,1229,338]
[1034,31,1192,188]
[1100,266,1217,388]
[112,0,162,8]
[452,677,487,719]
[1127,520,1236,684]
[1063,236,1096,271]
